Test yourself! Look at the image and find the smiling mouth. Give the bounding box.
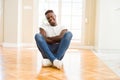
[49,21,56,26]
[49,20,55,23]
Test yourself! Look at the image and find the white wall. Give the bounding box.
[0,0,3,43]
[2,0,36,47]
[4,0,18,43]
[95,0,120,50]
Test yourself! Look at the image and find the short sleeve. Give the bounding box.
[39,22,49,31]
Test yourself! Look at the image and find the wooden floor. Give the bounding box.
[0,46,120,80]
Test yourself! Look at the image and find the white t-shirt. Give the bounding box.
[40,23,67,37]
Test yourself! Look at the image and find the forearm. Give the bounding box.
[40,28,67,44]
[48,29,67,43]
[44,36,60,44]
[47,36,61,43]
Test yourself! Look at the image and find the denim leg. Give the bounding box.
[48,43,59,54]
[36,44,47,58]
[35,33,56,62]
[54,31,73,60]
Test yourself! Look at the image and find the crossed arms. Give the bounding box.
[40,28,67,44]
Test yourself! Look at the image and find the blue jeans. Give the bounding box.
[35,31,72,62]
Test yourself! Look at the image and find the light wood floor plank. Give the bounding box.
[0,47,120,80]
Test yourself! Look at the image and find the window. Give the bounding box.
[38,0,84,43]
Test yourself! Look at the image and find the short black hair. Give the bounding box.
[45,10,54,15]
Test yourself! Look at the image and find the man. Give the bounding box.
[35,10,72,69]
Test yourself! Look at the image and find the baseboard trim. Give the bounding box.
[1,42,94,49]
[20,43,36,47]
[69,45,94,49]
[93,49,120,53]
[2,43,18,47]
[2,42,36,47]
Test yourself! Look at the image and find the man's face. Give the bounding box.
[46,12,57,26]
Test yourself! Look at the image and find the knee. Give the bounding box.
[35,33,40,40]
[34,33,43,42]
[64,31,73,39]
